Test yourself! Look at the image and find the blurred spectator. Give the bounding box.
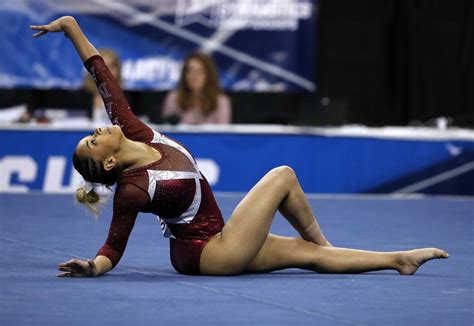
[162,52,231,125]
[83,49,122,124]
[16,110,33,123]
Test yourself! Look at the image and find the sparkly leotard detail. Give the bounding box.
[84,56,224,275]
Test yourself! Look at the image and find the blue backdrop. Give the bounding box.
[1,0,316,91]
[1,128,473,195]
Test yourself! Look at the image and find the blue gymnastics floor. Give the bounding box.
[0,193,473,326]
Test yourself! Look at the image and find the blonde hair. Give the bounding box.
[72,130,119,218]
[75,187,103,218]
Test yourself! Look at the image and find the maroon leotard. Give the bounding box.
[85,55,224,275]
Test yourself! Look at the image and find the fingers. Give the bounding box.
[30,25,50,38]
[32,30,48,38]
[30,26,49,38]
[57,259,89,277]
[58,259,77,267]
[58,271,86,278]
[58,272,72,277]
[30,25,47,30]
[58,265,73,272]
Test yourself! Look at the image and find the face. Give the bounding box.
[185,58,207,93]
[75,125,123,166]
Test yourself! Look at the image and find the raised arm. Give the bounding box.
[31,16,99,63]
[31,16,153,142]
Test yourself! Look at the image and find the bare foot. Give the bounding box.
[397,248,449,275]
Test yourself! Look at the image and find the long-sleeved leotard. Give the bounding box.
[84,56,224,275]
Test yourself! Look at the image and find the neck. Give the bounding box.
[116,138,160,171]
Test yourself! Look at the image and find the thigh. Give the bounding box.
[245,234,318,273]
[200,168,292,274]
[200,233,319,275]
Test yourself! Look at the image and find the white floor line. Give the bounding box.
[177,281,360,325]
[393,162,474,193]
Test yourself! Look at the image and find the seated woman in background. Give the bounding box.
[162,52,232,125]
[83,48,122,124]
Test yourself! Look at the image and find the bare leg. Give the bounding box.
[201,166,332,274]
[237,166,329,244]
[245,234,449,275]
[200,166,448,275]
[278,169,331,246]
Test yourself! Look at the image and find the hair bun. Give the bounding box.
[75,187,101,217]
[76,187,88,203]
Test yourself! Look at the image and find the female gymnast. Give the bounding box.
[30,16,448,278]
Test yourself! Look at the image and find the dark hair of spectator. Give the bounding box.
[176,52,221,115]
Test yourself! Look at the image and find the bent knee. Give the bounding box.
[267,165,297,187]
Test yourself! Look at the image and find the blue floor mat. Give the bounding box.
[0,193,472,325]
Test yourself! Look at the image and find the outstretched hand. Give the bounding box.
[30,16,74,38]
[58,258,96,277]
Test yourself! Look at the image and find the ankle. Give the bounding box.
[392,252,407,272]
[302,221,328,245]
